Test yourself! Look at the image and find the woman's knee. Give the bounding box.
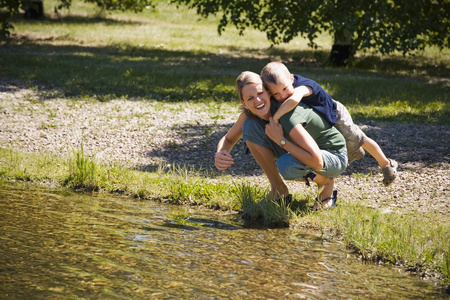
[276,155,309,180]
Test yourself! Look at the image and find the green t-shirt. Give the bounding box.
[275,101,346,152]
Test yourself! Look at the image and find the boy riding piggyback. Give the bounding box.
[261,62,397,186]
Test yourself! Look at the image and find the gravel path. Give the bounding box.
[1,84,449,217]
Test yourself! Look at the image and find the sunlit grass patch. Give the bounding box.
[348,100,449,124]
[159,164,238,210]
[302,203,450,285]
[0,148,66,183]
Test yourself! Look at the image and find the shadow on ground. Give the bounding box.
[1,33,448,108]
[133,120,449,178]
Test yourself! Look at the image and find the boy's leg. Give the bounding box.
[334,101,366,164]
[362,138,389,167]
[362,138,398,185]
[334,101,398,185]
[245,140,289,199]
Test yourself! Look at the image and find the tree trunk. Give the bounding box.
[329,29,352,66]
[24,0,44,19]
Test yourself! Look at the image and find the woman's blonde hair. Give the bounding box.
[235,71,262,117]
[235,71,262,101]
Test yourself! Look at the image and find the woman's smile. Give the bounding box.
[241,83,271,120]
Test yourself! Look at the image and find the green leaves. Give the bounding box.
[0,0,22,39]
[171,0,450,56]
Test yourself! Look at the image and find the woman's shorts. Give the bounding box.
[276,149,348,180]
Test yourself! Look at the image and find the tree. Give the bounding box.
[1,0,21,39]
[0,0,154,40]
[170,0,450,64]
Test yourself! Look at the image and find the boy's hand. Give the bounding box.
[215,150,234,171]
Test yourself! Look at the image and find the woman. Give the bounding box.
[215,71,347,208]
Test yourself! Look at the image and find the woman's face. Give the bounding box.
[241,83,271,120]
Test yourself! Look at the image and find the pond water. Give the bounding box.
[0,181,446,299]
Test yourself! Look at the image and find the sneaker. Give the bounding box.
[382,159,398,186]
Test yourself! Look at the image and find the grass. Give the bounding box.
[64,145,98,190]
[1,146,449,286]
[0,0,449,291]
[0,147,240,210]
[1,142,450,288]
[1,1,449,124]
[316,204,450,285]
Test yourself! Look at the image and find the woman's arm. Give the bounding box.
[265,118,323,171]
[215,112,246,171]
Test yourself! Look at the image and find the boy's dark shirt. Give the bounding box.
[271,74,337,126]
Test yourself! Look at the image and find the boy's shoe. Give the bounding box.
[382,159,398,186]
[348,147,365,164]
[314,190,338,211]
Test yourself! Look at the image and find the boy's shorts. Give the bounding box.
[334,100,367,162]
[242,117,348,180]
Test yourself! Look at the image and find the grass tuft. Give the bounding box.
[234,182,291,227]
[64,145,99,191]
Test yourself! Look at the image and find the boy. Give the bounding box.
[261,62,398,185]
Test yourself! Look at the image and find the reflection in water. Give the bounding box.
[0,181,445,299]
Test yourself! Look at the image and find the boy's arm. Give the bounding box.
[273,85,312,123]
[215,112,246,171]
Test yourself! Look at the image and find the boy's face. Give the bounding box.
[241,83,271,120]
[265,73,295,102]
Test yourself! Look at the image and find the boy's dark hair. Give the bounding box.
[260,62,291,87]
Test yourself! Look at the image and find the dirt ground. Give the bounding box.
[0,83,449,218]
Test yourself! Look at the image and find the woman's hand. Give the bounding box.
[265,117,285,146]
[215,150,234,171]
